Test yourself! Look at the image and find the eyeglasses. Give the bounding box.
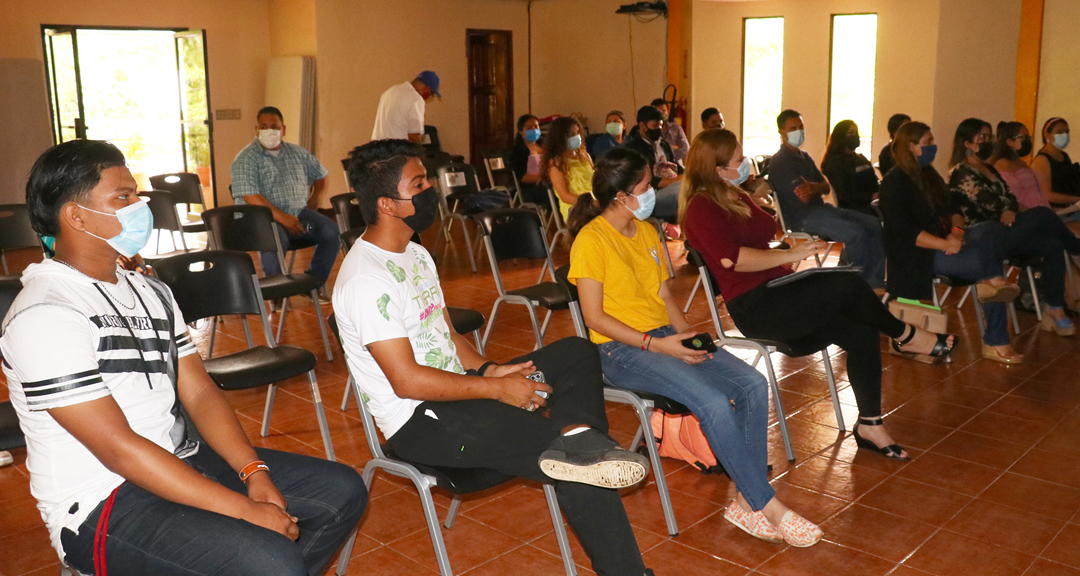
[973,134,996,144]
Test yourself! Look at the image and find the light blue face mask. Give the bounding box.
[525,128,541,143]
[1054,132,1070,150]
[567,134,583,150]
[622,187,656,220]
[80,200,154,258]
[786,129,805,148]
[727,157,753,186]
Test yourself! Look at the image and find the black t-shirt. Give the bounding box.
[821,152,879,213]
[878,144,895,176]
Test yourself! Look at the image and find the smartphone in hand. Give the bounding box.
[681,333,718,353]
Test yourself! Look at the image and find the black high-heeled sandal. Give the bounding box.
[853,417,910,460]
[890,325,958,364]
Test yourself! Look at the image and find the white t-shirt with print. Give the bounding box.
[371,81,426,140]
[333,239,463,438]
[0,260,197,560]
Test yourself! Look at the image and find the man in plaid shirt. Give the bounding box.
[230,106,337,293]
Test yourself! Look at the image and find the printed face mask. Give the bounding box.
[258,129,282,149]
[394,187,440,233]
[80,200,154,258]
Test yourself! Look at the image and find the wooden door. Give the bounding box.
[467,30,513,184]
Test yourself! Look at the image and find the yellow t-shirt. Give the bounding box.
[568,215,670,344]
[559,156,594,223]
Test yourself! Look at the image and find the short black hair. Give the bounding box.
[25,140,126,237]
[701,107,720,124]
[650,98,668,108]
[257,106,284,122]
[887,113,911,137]
[776,109,801,130]
[637,105,664,125]
[346,139,426,225]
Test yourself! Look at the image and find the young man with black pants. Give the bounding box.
[334,139,653,576]
[1,140,366,576]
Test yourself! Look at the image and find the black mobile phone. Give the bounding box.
[682,333,718,353]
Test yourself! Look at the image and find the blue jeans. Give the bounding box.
[932,221,1010,346]
[60,447,367,576]
[791,204,886,288]
[261,208,340,286]
[598,326,775,511]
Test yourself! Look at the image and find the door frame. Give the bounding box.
[465,28,514,173]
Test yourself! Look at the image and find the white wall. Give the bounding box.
[1037,0,1080,146]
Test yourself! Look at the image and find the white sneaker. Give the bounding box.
[0,451,13,467]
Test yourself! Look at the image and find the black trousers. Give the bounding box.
[727,272,907,418]
[1000,206,1080,308]
[388,337,645,576]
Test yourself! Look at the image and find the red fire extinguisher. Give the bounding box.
[662,84,688,129]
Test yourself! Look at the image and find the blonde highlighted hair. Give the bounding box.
[678,128,752,226]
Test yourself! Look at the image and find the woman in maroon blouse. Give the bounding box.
[680,129,956,460]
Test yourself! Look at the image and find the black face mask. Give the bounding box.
[645,127,663,141]
[394,187,440,233]
[845,135,861,150]
[1017,138,1033,157]
[976,142,995,160]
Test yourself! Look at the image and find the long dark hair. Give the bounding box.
[949,117,991,167]
[893,121,948,210]
[513,114,539,148]
[541,116,583,183]
[821,119,857,168]
[567,147,649,238]
[992,121,1027,163]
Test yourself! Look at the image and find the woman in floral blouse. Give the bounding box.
[948,118,1080,336]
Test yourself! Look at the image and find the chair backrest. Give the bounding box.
[546,186,567,230]
[148,173,204,206]
[329,192,365,231]
[474,208,550,262]
[0,278,21,325]
[683,242,728,338]
[340,228,364,253]
[140,191,185,234]
[0,205,39,251]
[154,250,268,323]
[326,312,388,459]
[201,205,283,265]
[554,264,590,339]
[423,124,442,153]
[769,189,794,233]
[482,149,517,189]
[435,163,481,198]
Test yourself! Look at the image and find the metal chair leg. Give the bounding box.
[260,384,277,437]
[444,495,463,529]
[276,297,290,344]
[544,483,579,576]
[481,298,505,349]
[308,370,335,461]
[821,348,846,432]
[683,275,702,313]
[628,398,678,536]
[763,356,795,461]
[335,528,359,576]
[1027,266,1043,322]
[311,289,334,362]
[207,315,218,359]
[472,330,485,355]
[341,375,353,411]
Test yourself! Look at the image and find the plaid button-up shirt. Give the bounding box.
[230,139,328,216]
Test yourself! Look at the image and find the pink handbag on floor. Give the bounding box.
[650,411,724,474]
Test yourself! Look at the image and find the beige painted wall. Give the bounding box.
[691,0,941,164]
[1037,0,1080,145]
[0,0,273,207]
[930,0,1021,172]
[530,0,668,136]
[313,0,530,197]
[269,0,317,57]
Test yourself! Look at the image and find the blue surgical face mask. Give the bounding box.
[567,134,583,150]
[79,200,154,258]
[1054,132,1070,150]
[786,129,805,148]
[916,144,938,167]
[525,128,541,143]
[622,187,656,221]
[726,157,753,186]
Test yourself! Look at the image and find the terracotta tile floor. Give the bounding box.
[4,224,1080,576]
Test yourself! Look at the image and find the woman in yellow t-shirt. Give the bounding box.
[566,147,822,548]
[543,116,594,223]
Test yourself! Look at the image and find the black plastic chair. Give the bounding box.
[0,205,40,279]
[0,278,26,451]
[155,250,335,460]
[329,192,364,232]
[148,173,207,235]
[434,162,486,272]
[201,205,333,361]
[139,191,192,262]
[553,265,682,536]
[475,208,571,350]
[684,243,845,461]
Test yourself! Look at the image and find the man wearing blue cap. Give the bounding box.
[372,71,440,143]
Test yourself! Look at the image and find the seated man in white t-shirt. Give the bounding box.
[371,70,439,143]
[0,140,366,576]
[334,139,655,576]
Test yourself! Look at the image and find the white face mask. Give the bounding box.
[258,129,282,149]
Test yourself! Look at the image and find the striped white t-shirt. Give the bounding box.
[0,260,197,560]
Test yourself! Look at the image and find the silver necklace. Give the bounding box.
[53,258,137,310]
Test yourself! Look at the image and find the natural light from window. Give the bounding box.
[829,14,878,158]
[742,17,784,160]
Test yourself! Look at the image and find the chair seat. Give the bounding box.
[630,390,691,415]
[383,444,515,493]
[259,273,321,301]
[1005,256,1042,268]
[447,307,484,334]
[181,220,207,234]
[935,274,974,288]
[507,282,570,309]
[289,237,319,250]
[204,345,316,390]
